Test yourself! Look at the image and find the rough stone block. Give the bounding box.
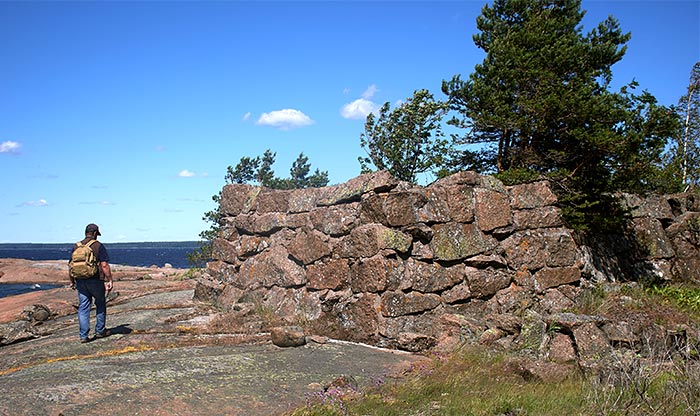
[632,217,675,259]
[475,188,512,231]
[238,246,305,289]
[513,206,563,230]
[509,181,558,209]
[380,291,441,317]
[220,184,259,216]
[254,189,291,213]
[548,333,577,363]
[443,185,475,223]
[309,203,360,237]
[307,258,350,290]
[287,229,332,265]
[407,259,464,293]
[573,322,610,360]
[533,267,581,293]
[350,254,390,293]
[465,267,512,298]
[338,224,412,258]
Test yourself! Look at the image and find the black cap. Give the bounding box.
[85,223,101,236]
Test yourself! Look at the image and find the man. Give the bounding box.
[69,223,114,343]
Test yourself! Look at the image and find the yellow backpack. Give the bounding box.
[69,240,99,279]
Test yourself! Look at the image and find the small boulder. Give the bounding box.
[270,326,306,348]
[23,304,51,322]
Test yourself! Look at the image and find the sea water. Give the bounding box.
[0,241,201,298]
[0,283,63,299]
[0,241,200,268]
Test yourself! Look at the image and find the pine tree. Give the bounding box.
[359,89,449,184]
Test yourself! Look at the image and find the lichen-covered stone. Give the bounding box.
[288,187,319,213]
[431,170,481,187]
[518,310,546,351]
[234,212,287,235]
[317,171,397,206]
[443,185,475,223]
[430,222,495,261]
[338,224,412,258]
[441,281,472,304]
[632,217,675,259]
[350,254,391,293]
[220,184,260,216]
[547,333,577,363]
[318,293,380,343]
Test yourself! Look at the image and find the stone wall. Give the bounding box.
[198,171,700,355]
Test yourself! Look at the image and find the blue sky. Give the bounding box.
[1,1,698,243]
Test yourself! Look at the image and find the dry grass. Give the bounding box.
[291,283,700,416]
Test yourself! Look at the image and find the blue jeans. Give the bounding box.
[76,278,107,339]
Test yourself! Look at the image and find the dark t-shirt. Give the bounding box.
[78,237,110,263]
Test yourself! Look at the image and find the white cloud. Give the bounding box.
[242,112,251,122]
[23,199,48,207]
[340,98,380,120]
[340,84,381,120]
[79,200,115,205]
[178,169,196,178]
[362,84,379,99]
[1,141,21,154]
[255,109,314,130]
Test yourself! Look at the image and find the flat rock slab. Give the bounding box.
[1,341,418,416]
[0,259,426,415]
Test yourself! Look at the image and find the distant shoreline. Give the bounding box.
[0,241,200,246]
[0,242,200,269]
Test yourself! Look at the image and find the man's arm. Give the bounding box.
[101,261,113,292]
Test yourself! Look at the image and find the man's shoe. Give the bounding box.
[80,338,89,344]
[95,330,111,339]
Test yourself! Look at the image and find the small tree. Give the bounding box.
[188,150,329,266]
[286,153,329,189]
[359,89,449,184]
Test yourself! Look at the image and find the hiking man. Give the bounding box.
[69,223,114,343]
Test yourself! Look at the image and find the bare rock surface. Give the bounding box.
[0,259,426,415]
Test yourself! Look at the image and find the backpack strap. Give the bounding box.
[86,239,98,249]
